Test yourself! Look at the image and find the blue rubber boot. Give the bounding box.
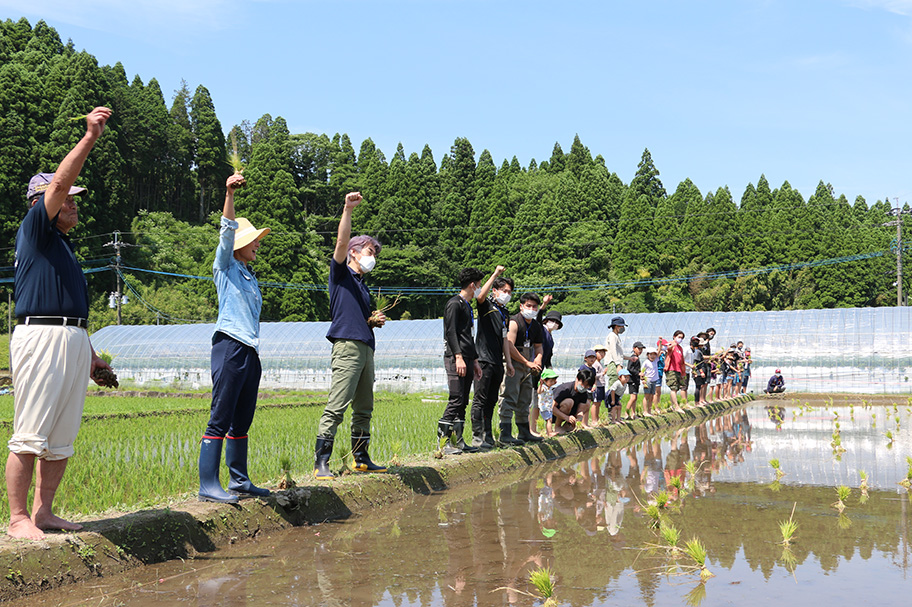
[198,437,239,503]
[225,436,270,498]
[352,433,388,472]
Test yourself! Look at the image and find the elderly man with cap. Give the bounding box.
[314,192,387,479]
[198,173,272,503]
[6,107,114,540]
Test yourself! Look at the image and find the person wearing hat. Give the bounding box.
[314,192,388,479]
[198,173,272,502]
[641,347,660,416]
[528,304,561,437]
[6,107,115,540]
[605,316,630,390]
[625,341,645,420]
[536,369,560,437]
[605,369,631,423]
[765,369,785,394]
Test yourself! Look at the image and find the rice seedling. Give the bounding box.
[858,469,869,497]
[778,503,798,546]
[668,475,683,492]
[644,503,663,528]
[228,128,244,177]
[660,523,681,548]
[769,459,785,479]
[885,430,894,447]
[653,490,671,509]
[832,485,850,512]
[682,538,714,580]
[529,566,556,600]
[277,456,295,489]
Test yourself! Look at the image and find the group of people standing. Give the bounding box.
[4,110,766,540]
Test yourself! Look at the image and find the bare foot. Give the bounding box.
[33,512,82,532]
[8,516,45,540]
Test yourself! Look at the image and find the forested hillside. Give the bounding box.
[1,18,907,326]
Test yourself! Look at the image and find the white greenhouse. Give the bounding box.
[89,307,912,394]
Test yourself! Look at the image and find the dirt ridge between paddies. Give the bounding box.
[0,394,753,601]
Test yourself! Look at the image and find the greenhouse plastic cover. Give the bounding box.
[89,307,912,394]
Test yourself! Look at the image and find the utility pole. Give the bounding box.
[104,231,125,324]
[883,201,911,307]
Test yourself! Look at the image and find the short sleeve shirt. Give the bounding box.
[326,258,375,350]
[14,195,89,318]
[553,381,590,414]
[475,297,510,363]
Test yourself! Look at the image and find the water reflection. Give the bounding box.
[16,405,912,607]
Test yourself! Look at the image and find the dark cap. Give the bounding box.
[609,316,626,327]
[632,341,645,349]
[544,310,563,328]
[584,349,597,358]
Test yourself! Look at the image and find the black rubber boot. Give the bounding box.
[483,417,497,448]
[225,436,271,497]
[471,416,494,451]
[437,421,463,455]
[352,433,388,472]
[198,437,239,503]
[453,421,479,453]
[314,436,335,480]
[516,421,543,443]
[498,422,525,446]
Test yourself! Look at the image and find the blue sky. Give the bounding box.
[2,0,911,207]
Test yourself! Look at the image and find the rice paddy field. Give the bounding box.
[0,389,693,523]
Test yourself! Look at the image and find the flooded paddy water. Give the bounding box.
[18,399,912,606]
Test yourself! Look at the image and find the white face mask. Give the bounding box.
[358,254,376,273]
[494,291,511,306]
[521,308,537,320]
[675,337,683,345]
[544,321,558,331]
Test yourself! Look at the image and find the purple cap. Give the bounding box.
[584,349,597,358]
[26,173,87,201]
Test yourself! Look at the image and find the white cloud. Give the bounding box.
[847,0,912,16]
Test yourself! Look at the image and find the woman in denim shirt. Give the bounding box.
[198,173,271,503]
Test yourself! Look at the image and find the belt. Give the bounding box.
[17,316,88,329]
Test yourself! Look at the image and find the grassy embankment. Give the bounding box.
[0,390,704,524]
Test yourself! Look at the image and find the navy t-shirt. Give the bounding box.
[14,195,89,318]
[326,258,375,350]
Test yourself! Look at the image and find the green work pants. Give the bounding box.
[317,339,375,439]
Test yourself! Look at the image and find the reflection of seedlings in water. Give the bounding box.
[900,457,912,490]
[779,503,798,547]
[769,480,782,493]
[389,521,401,539]
[779,546,798,576]
[885,431,894,448]
[837,513,852,530]
[858,470,869,498]
[833,486,850,513]
[684,581,708,607]
[769,459,785,479]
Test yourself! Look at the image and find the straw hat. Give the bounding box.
[234,217,270,250]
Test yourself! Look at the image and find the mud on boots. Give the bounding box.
[352,433,387,472]
[314,436,335,480]
[225,435,270,497]
[198,436,239,503]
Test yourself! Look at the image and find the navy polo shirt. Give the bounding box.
[326,258,375,350]
[14,195,89,318]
